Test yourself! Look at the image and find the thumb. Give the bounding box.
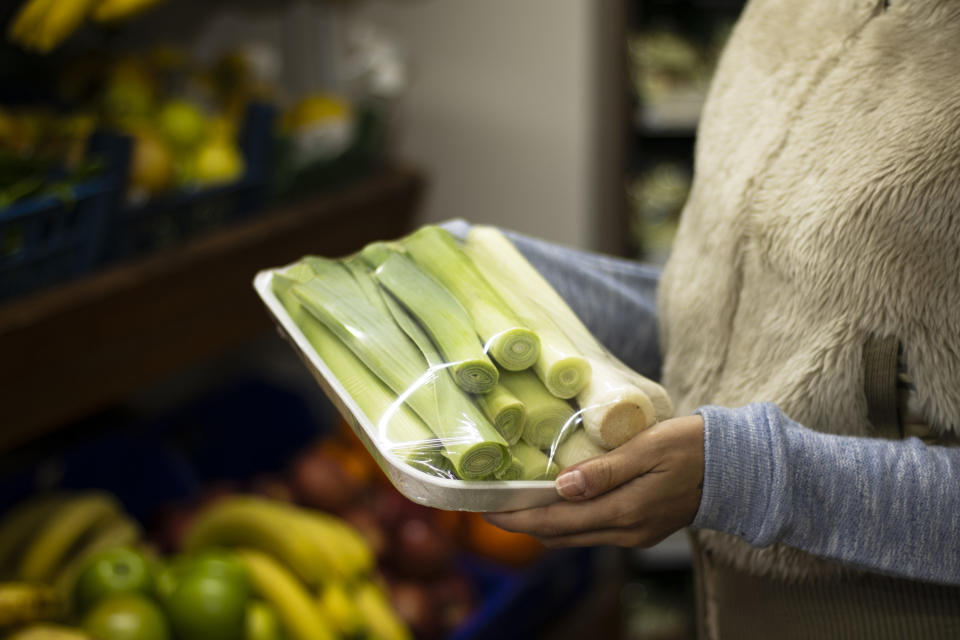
[554,435,652,502]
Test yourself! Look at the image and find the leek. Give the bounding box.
[272,273,446,474]
[466,226,670,447]
[555,428,606,470]
[476,383,525,445]
[463,230,590,399]
[374,252,499,395]
[292,259,507,479]
[499,369,575,450]
[494,454,524,481]
[512,441,559,480]
[358,241,403,269]
[402,225,541,371]
[370,262,511,478]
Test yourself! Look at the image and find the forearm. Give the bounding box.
[693,402,960,584]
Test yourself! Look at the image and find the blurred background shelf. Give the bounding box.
[0,165,423,452]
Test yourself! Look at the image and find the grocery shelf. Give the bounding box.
[0,166,425,452]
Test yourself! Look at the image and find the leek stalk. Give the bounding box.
[511,441,560,480]
[555,428,606,470]
[499,370,575,450]
[463,229,590,399]
[476,384,525,445]
[272,273,446,475]
[374,252,499,395]
[466,226,670,447]
[402,225,540,371]
[292,260,507,479]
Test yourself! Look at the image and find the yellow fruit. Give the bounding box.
[353,581,412,640]
[157,100,208,150]
[128,129,174,195]
[284,94,350,131]
[18,492,122,584]
[234,549,336,640]
[193,141,244,186]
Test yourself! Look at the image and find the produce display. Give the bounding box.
[0,486,411,640]
[266,225,674,484]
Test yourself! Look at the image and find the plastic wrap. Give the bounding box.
[254,224,673,511]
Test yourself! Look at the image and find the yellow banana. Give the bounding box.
[280,510,359,583]
[91,0,164,22]
[52,512,142,609]
[316,581,364,637]
[4,623,92,640]
[30,0,99,53]
[183,497,329,588]
[234,548,337,640]
[7,0,58,43]
[0,582,63,628]
[353,580,412,640]
[17,492,121,583]
[0,494,70,578]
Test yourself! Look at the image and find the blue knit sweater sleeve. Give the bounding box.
[692,403,960,585]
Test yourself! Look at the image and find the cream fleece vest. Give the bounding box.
[659,0,960,580]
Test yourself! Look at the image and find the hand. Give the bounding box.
[485,415,705,548]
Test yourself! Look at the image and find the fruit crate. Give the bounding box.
[0,134,128,304]
[97,102,277,267]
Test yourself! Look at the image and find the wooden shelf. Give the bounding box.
[0,166,425,452]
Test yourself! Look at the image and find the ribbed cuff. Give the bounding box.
[691,403,789,547]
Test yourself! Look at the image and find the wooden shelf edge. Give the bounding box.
[0,165,426,451]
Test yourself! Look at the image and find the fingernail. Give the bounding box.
[556,469,585,498]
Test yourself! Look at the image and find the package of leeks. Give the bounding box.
[253,224,673,512]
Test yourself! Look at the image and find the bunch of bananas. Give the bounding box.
[0,490,142,635]
[184,496,411,640]
[7,0,166,54]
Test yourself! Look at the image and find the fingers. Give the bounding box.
[486,477,647,537]
[554,425,659,501]
[555,415,704,502]
[535,526,676,550]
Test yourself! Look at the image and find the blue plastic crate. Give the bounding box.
[98,102,277,266]
[0,134,128,302]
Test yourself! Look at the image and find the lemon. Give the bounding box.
[158,100,209,151]
[193,140,244,186]
[284,94,351,131]
[128,128,174,195]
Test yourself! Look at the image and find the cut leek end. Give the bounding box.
[494,456,524,481]
[521,409,575,450]
[493,405,525,446]
[582,391,657,449]
[456,443,508,480]
[451,359,499,394]
[489,328,541,371]
[543,356,592,399]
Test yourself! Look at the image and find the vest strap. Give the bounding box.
[863,335,902,439]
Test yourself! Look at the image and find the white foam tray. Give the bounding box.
[253,268,560,512]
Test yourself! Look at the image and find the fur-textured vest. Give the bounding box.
[659,0,960,580]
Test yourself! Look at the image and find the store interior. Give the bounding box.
[0,1,745,638]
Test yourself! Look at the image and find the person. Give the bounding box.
[481,1,960,637]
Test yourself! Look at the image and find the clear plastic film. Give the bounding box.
[258,223,673,505]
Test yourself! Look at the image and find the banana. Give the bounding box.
[0,494,70,578]
[91,0,164,22]
[234,548,337,640]
[316,581,364,637]
[30,0,99,53]
[280,510,362,584]
[7,0,58,43]
[17,492,122,584]
[353,580,412,640]
[183,497,330,588]
[0,582,63,629]
[4,623,92,640]
[51,512,142,610]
